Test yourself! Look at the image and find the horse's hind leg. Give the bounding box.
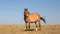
[38,20,41,30]
[35,22,38,31]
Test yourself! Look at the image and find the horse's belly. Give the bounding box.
[30,18,37,22]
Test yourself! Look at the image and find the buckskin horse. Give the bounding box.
[24,8,46,31]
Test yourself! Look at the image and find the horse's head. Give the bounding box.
[24,8,30,16]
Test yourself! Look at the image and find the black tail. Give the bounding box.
[40,17,46,24]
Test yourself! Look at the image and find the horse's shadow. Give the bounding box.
[25,29,41,31]
[25,29,35,31]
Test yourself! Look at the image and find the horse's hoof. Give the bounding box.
[25,29,28,31]
[36,28,37,31]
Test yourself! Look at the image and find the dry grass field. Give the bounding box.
[0,24,60,34]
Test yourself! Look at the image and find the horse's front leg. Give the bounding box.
[25,23,27,30]
[28,23,30,30]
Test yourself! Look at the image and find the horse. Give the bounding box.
[24,8,46,31]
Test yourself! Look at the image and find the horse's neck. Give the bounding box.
[26,11,30,15]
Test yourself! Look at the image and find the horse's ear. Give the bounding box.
[24,8,28,11]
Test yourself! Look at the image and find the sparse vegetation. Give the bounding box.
[0,24,60,34]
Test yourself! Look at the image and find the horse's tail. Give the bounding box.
[40,17,46,24]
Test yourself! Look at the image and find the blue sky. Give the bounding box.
[0,0,60,24]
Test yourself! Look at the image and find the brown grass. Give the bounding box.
[0,24,60,34]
